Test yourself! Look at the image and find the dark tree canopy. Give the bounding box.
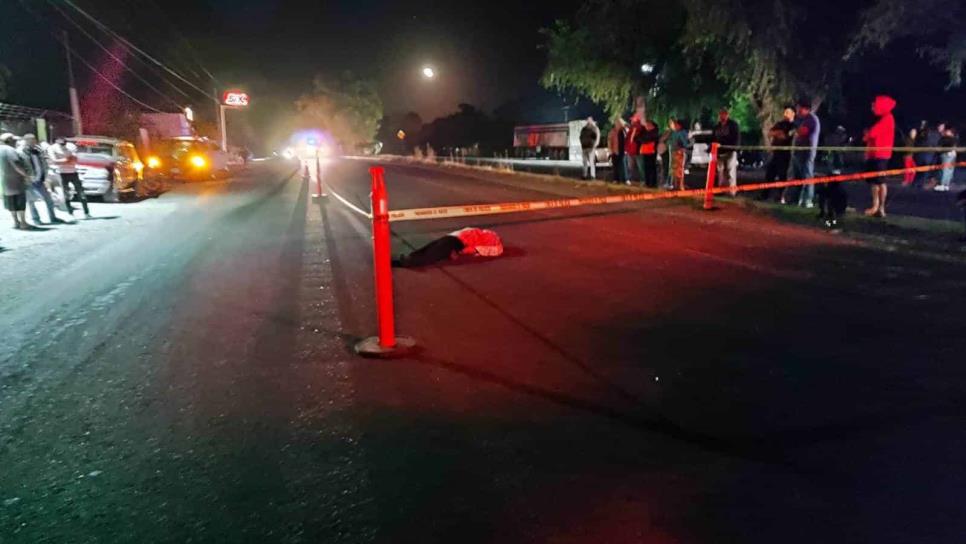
[542,0,963,139]
[294,71,383,147]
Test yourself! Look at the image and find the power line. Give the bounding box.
[143,0,222,87]
[15,0,164,114]
[47,0,188,109]
[60,0,213,100]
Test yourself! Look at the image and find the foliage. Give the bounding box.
[849,0,966,88]
[680,0,860,139]
[541,21,636,120]
[541,0,730,125]
[421,104,504,154]
[295,71,383,146]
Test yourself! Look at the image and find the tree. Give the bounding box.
[849,0,966,88]
[541,0,728,124]
[294,71,383,147]
[680,0,864,141]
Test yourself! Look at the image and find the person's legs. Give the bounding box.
[634,156,644,186]
[395,235,465,268]
[28,181,57,223]
[581,149,590,178]
[624,155,634,183]
[903,156,916,185]
[939,153,955,190]
[878,183,888,216]
[797,156,815,207]
[726,152,738,194]
[66,174,90,216]
[589,151,596,179]
[27,184,44,224]
[643,155,657,187]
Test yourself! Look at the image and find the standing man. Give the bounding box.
[624,115,643,184]
[48,137,90,218]
[792,98,821,208]
[638,120,660,188]
[761,106,795,201]
[579,117,601,180]
[863,95,896,218]
[21,134,64,225]
[711,108,740,196]
[607,117,627,184]
[1,133,31,230]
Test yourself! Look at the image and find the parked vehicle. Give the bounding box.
[513,121,609,163]
[56,136,145,202]
[145,137,231,181]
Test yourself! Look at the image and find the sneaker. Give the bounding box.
[934,185,949,192]
[51,217,67,224]
[84,213,93,219]
[804,202,815,209]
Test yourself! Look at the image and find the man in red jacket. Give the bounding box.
[863,95,896,218]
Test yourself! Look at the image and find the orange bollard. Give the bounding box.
[355,167,416,358]
[703,143,719,210]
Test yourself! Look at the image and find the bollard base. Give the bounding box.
[354,336,417,359]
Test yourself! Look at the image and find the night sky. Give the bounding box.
[2,0,578,122]
[2,0,964,145]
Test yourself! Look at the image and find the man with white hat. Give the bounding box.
[0,133,31,230]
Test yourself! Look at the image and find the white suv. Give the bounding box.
[65,136,144,202]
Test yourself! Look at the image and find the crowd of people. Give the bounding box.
[0,132,91,235]
[580,94,962,232]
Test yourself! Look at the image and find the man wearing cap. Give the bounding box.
[0,133,31,230]
[21,134,65,225]
[711,108,740,196]
[48,137,90,218]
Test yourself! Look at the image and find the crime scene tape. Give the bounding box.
[717,145,966,152]
[384,160,965,223]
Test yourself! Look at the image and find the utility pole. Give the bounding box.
[64,31,83,135]
[214,86,226,151]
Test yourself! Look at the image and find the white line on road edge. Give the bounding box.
[328,187,372,219]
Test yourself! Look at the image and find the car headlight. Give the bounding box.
[190,155,207,168]
[146,156,161,169]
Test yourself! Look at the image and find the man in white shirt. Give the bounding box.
[48,138,90,218]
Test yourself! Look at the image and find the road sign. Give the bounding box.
[221,91,250,108]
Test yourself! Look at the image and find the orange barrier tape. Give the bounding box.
[385,161,964,223]
[721,160,966,195]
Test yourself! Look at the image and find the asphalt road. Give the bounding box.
[1,159,965,543]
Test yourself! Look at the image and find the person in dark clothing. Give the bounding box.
[914,122,942,187]
[638,120,660,188]
[824,125,849,175]
[393,228,503,268]
[759,106,795,201]
[608,117,627,183]
[711,108,740,195]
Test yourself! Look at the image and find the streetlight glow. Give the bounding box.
[422,66,436,79]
